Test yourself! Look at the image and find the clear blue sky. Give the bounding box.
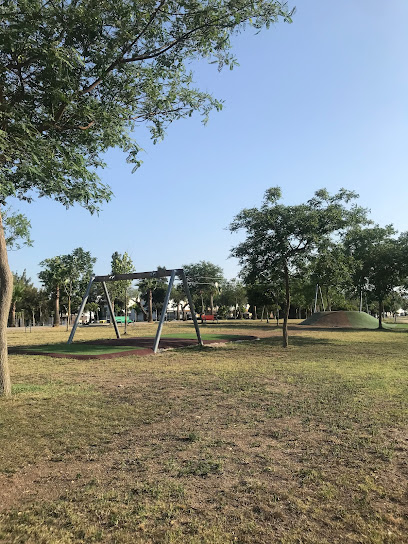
[8,0,408,286]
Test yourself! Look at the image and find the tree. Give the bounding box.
[60,248,96,327]
[218,279,247,318]
[38,248,95,328]
[9,271,30,326]
[230,187,367,347]
[0,208,32,395]
[85,301,100,322]
[170,284,186,320]
[138,266,168,323]
[2,208,33,250]
[246,277,283,322]
[38,256,66,327]
[345,226,408,329]
[0,1,294,394]
[108,252,135,333]
[22,284,48,326]
[309,243,355,311]
[152,274,169,318]
[183,261,224,315]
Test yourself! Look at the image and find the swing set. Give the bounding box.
[68,268,203,353]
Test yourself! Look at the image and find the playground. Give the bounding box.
[9,332,259,359]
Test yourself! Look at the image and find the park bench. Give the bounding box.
[201,314,218,323]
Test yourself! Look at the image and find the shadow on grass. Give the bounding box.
[179,343,244,354]
[184,336,333,350]
[259,336,334,347]
[200,322,279,331]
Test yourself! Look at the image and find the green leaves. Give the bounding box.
[0,0,293,211]
[2,207,33,250]
[107,251,135,306]
[230,187,368,343]
[345,226,408,304]
[39,248,96,301]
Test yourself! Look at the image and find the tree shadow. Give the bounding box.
[199,322,279,331]
[259,336,333,347]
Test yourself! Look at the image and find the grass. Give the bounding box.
[0,320,407,543]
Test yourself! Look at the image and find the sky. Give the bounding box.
[7,0,408,287]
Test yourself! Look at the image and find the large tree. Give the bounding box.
[309,242,355,311]
[38,255,66,327]
[0,208,32,394]
[107,252,135,333]
[0,0,294,395]
[230,187,367,347]
[345,226,408,329]
[60,248,96,327]
[218,279,247,318]
[183,261,224,315]
[138,266,168,323]
[38,247,96,327]
[9,271,30,327]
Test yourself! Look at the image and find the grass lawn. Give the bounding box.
[0,320,407,543]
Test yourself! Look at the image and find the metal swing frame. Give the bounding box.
[68,268,203,353]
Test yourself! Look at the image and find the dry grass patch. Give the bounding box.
[0,321,407,543]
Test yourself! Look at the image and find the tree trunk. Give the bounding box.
[0,210,13,396]
[138,302,148,321]
[148,289,153,323]
[210,293,214,315]
[124,290,128,334]
[12,301,16,327]
[326,287,332,312]
[54,285,60,327]
[66,296,71,331]
[378,298,384,330]
[176,303,180,321]
[283,262,290,348]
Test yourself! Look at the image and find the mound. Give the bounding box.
[300,311,380,329]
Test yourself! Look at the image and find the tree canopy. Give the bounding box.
[230,187,367,346]
[183,261,224,314]
[138,266,168,323]
[344,226,408,328]
[0,0,294,210]
[39,247,96,326]
[3,208,32,250]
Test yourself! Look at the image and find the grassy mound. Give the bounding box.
[300,311,380,329]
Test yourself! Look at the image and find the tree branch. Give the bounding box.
[79,0,167,97]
